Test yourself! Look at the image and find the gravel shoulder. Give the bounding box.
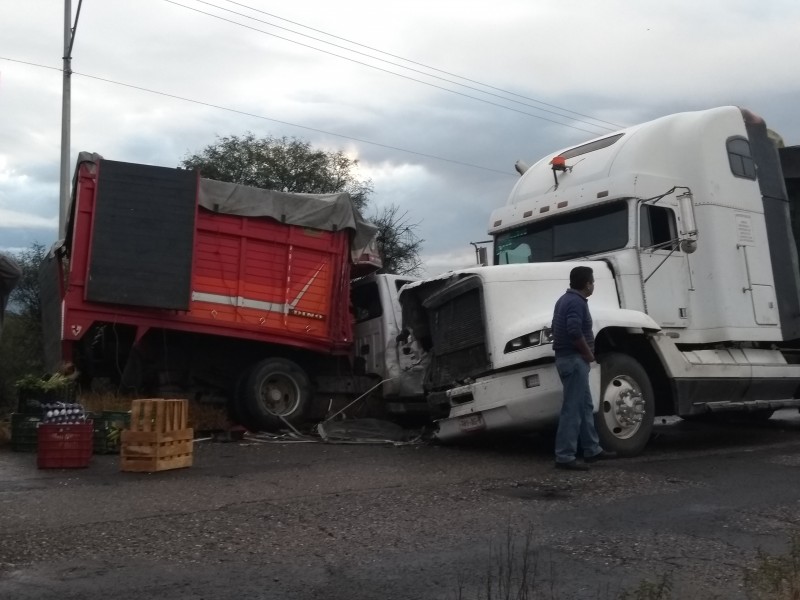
[1,412,799,599]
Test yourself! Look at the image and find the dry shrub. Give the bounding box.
[80,392,230,432]
[79,391,135,413]
[187,402,230,432]
[744,531,800,600]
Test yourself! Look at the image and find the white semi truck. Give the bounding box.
[399,106,800,456]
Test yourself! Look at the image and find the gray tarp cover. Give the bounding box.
[198,178,379,264]
[67,152,380,265]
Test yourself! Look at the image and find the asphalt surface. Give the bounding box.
[1,411,799,600]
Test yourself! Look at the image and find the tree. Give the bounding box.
[372,205,423,276]
[182,134,423,274]
[0,243,46,411]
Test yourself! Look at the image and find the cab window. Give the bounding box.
[640,205,678,250]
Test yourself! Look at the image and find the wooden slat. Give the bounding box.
[121,399,193,472]
[121,440,193,458]
[121,429,193,444]
[155,401,165,433]
[121,454,193,472]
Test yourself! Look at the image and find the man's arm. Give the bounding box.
[565,304,594,363]
[573,336,595,364]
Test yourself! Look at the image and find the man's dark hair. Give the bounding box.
[569,266,594,290]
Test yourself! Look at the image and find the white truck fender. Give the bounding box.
[591,307,661,334]
[586,307,660,412]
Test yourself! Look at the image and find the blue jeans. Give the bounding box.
[554,354,602,463]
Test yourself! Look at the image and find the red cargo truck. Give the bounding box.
[41,154,425,431]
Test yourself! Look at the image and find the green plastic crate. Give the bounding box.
[92,411,131,454]
[11,413,40,452]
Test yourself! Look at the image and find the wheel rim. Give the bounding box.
[601,374,645,440]
[257,372,301,417]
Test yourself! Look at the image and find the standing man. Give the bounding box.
[552,266,616,471]
[0,252,22,340]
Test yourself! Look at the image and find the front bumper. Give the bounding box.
[434,363,564,442]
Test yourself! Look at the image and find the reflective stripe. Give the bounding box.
[191,264,325,314]
[191,291,287,313]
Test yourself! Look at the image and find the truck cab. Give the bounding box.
[401,106,800,456]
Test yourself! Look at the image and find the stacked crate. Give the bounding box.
[92,411,131,454]
[11,413,40,452]
[121,399,193,472]
[11,380,77,453]
[37,422,93,469]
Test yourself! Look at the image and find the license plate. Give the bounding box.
[458,413,486,432]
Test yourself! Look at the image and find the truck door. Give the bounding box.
[638,204,691,328]
[351,276,420,392]
[351,278,385,377]
[735,213,779,325]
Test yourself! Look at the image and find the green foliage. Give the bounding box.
[744,531,800,600]
[15,372,73,394]
[10,243,46,322]
[0,243,47,412]
[181,133,423,275]
[181,133,372,210]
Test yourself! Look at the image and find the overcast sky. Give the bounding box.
[1,0,799,275]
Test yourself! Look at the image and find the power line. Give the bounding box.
[0,56,517,176]
[223,0,624,129]
[217,0,625,129]
[180,0,622,132]
[162,0,612,136]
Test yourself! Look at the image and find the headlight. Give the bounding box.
[504,327,553,353]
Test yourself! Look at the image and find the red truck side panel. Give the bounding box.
[60,159,354,363]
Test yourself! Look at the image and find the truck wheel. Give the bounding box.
[244,358,311,431]
[595,353,655,457]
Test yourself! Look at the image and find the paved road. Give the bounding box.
[1,411,799,600]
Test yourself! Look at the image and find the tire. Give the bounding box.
[243,358,312,431]
[595,353,655,457]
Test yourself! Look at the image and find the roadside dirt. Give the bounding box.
[1,411,799,599]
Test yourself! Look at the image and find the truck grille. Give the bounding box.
[425,277,489,389]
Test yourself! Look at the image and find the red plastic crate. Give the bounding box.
[37,422,93,469]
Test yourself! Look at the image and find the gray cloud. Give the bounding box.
[2,0,799,275]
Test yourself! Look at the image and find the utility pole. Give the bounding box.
[59,0,82,240]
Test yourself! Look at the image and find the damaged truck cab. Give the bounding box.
[401,106,800,456]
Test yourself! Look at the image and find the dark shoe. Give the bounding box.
[555,460,590,471]
[585,450,618,463]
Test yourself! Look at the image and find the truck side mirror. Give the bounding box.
[477,247,488,266]
[678,192,698,253]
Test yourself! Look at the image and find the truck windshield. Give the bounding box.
[494,201,628,264]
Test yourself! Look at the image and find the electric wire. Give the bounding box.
[0,56,515,176]
[173,0,620,133]
[213,0,625,130]
[162,0,610,136]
